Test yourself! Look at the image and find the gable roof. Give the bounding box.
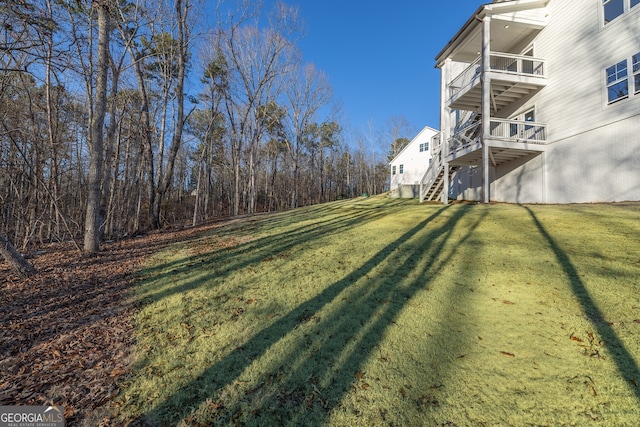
[389,125,438,164]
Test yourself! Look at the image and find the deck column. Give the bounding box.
[441,58,452,204]
[481,15,491,204]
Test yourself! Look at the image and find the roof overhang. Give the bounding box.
[435,0,550,68]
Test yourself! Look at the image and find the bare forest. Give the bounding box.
[0,0,392,260]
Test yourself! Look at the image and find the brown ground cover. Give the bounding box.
[0,221,229,426]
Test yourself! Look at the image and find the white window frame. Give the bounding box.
[392,165,396,175]
[399,164,404,174]
[605,59,629,104]
[633,52,640,94]
[419,142,429,152]
[601,0,640,26]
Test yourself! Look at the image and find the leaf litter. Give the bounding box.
[0,219,242,426]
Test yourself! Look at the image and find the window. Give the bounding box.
[606,59,628,103]
[633,53,640,94]
[509,109,535,138]
[604,0,624,24]
[392,165,396,175]
[603,0,639,25]
[419,142,429,152]
[399,164,404,174]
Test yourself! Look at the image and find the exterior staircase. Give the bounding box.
[419,161,459,203]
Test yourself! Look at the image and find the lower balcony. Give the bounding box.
[447,119,547,166]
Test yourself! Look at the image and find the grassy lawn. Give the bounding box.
[115,197,640,426]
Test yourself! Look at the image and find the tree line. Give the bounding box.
[0,0,397,266]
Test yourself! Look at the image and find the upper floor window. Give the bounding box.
[606,59,629,103]
[399,164,404,174]
[419,142,429,152]
[392,165,397,175]
[604,0,624,23]
[633,53,640,94]
[603,0,639,25]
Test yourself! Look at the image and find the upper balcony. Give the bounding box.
[448,52,547,112]
[436,1,550,114]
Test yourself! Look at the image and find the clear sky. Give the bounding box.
[294,1,483,136]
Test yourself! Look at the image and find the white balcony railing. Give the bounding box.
[449,57,481,101]
[419,150,443,203]
[431,132,442,155]
[449,119,547,154]
[449,121,482,152]
[449,52,546,101]
[489,119,547,143]
[490,52,545,77]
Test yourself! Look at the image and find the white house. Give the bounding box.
[389,126,437,198]
[419,0,640,204]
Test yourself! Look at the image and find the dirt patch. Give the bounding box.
[0,220,236,426]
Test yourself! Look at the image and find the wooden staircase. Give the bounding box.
[420,164,459,202]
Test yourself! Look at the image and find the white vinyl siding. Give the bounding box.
[389,126,436,192]
[437,0,640,204]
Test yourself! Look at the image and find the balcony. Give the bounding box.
[448,52,547,112]
[447,118,547,166]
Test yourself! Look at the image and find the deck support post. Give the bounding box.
[481,15,491,204]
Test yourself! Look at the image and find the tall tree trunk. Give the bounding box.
[83,1,110,255]
[0,232,37,278]
[152,0,188,228]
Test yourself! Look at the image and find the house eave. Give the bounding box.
[435,0,550,68]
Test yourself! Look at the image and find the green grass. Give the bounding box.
[115,197,640,426]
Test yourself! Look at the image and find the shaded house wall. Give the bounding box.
[448,0,640,203]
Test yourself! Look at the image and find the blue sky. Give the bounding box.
[294,1,483,135]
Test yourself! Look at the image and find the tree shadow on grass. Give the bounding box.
[133,203,487,425]
[524,206,640,401]
[136,200,411,305]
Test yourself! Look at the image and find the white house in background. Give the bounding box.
[419,0,640,204]
[389,126,438,198]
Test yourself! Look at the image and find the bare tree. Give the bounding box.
[83,0,110,255]
[209,2,299,215]
[282,62,332,208]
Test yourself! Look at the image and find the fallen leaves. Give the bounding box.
[0,221,228,425]
[569,331,605,359]
[500,351,515,357]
